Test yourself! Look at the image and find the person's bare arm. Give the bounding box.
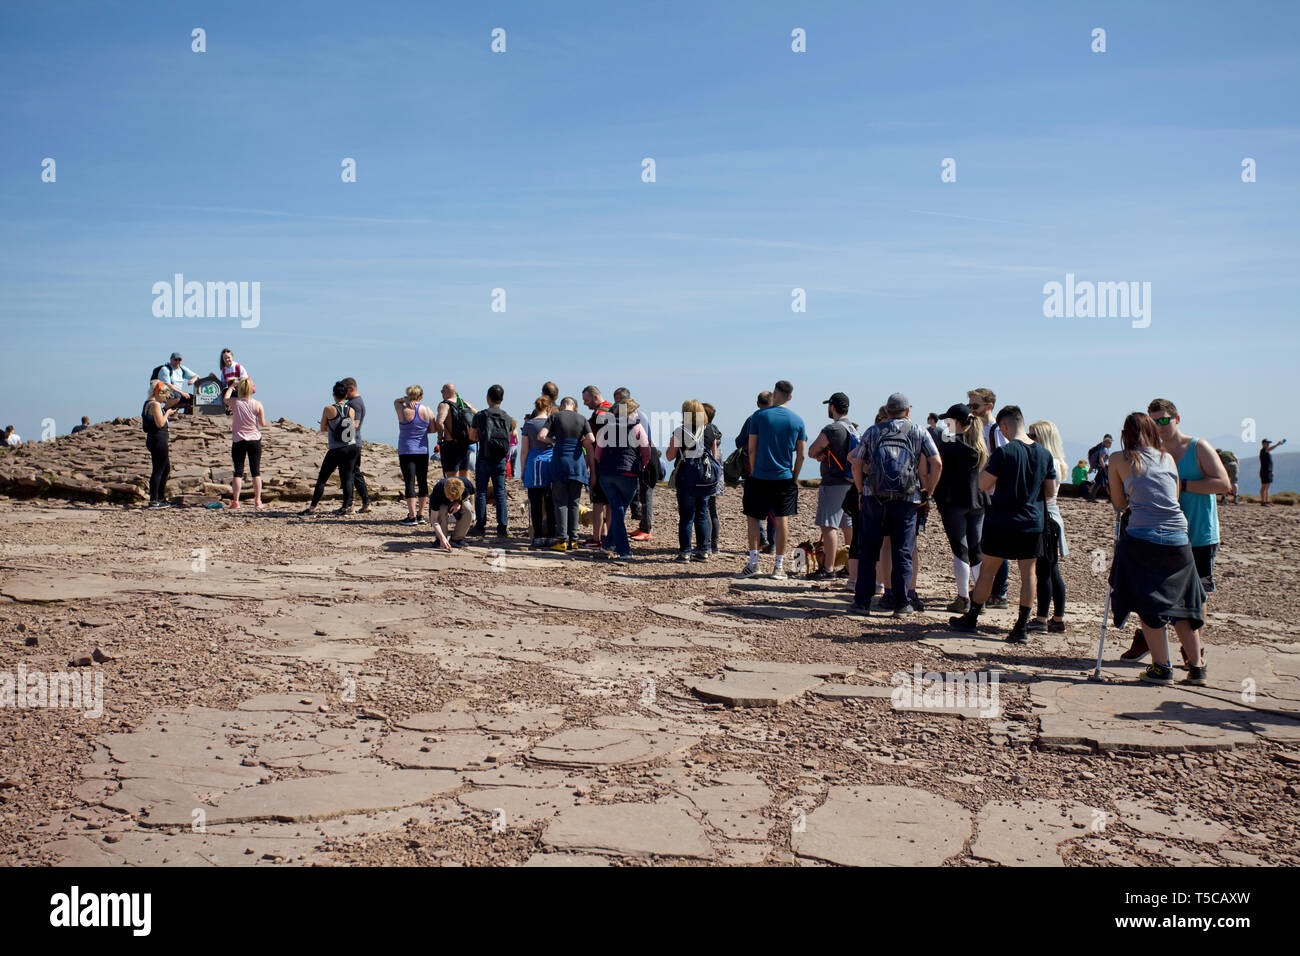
[395,399,415,423]
[808,431,828,462]
[255,402,268,427]
[519,434,530,466]
[429,515,451,552]
[319,406,331,433]
[1109,456,1130,511]
[1192,439,1231,495]
[978,468,997,494]
[665,433,679,463]
[747,434,758,472]
[1042,475,1059,502]
[792,439,806,481]
[852,453,865,494]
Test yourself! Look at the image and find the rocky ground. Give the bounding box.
[1,418,1298,867]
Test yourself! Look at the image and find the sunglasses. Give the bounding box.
[1154,416,1173,426]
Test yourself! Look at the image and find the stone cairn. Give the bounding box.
[0,415,404,506]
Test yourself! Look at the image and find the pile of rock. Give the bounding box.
[0,415,405,506]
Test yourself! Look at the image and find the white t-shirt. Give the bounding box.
[984,421,1008,449]
[6,433,21,447]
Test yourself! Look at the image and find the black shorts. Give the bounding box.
[1192,543,1217,595]
[441,440,470,472]
[981,523,1043,561]
[1260,470,1274,484]
[590,476,608,505]
[232,439,262,478]
[742,477,798,519]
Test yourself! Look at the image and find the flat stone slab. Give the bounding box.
[1114,800,1231,843]
[649,602,751,630]
[792,785,971,866]
[1032,678,1267,753]
[236,693,326,713]
[397,708,565,734]
[523,853,612,867]
[813,684,897,700]
[689,671,824,708]
[378,731,524,770]
[971,800,1097,866]
[152,770,462,825]
[459,786,579,826]
[472,584,639,613]
[724,660,857,679]
[529,728,696,768]
[544,804,712,859]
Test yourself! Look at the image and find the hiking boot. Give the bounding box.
[986,595,1009,609]
[771,568,789,581]
[1026,619,1049,634]
[1047,619,1067,634]
[1120,628,1148,661]
[1005,626,1028,644]
[358,503,372,514]
[948,611,980,633]
[1140,662,1175,685]
[1183,663,1208,686]
[735,563,761,579]
[494,527,509,539]
[946,597,970,613]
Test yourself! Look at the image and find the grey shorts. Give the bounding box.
[815,483,853,529]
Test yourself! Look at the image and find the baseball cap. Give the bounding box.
[822,392,850,412]
[171,352,183,361]
[941,403,972,424]
[885,392,910,413]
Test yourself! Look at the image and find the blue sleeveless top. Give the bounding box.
[398,403,430,456]
[1176,437,1219,547]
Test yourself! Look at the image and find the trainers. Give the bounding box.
[986,596,1009,609]
[494,528,509,539]
[893,604,915,619]
[467,525,486,538]
[1140,662,1175,685]
[550,541,569,552]
[946,597,970,613]
[450,538,468,549]
[692,551,709,563]
[401,516,419,526]
[735,563,761,579]
[629,530,652,542]
[848,602,873,617]
[1183,664,1208,686]
[834,567,849,578]
[760,543,774,555]
[1047,619,1066,634]
[1026,619,1048,634]
[908,592,925,613]
[1120,628,1149,661]
[675,552,691,563]
[809,568,834,581]
[358,503,372,514]
[334,506,353,516]
[771,568,788,580]
[415,515,427,525]
[1005,626,1028,644]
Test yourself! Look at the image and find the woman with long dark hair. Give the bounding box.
[934,403,986,613]
[1108,412,1206,685]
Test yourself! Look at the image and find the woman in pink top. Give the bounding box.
[223,378,268,509]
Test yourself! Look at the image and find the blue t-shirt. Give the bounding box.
[749,406,807,480]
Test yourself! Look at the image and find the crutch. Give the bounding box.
[1089,512,1123,682]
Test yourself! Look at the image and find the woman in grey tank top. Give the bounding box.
[1107,413,1206,687]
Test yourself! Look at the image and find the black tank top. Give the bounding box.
[142,401,167,439]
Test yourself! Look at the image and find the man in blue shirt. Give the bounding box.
[737,380,806,580]
[154,353,197,413]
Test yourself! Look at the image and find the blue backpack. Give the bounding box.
[870,421,920,499]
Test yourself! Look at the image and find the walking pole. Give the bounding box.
[1089,512,1122,682]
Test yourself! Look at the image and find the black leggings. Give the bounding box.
[552,479,583,542]
[232,439,262,478]
[1036,520,1065,617]
[708,495,719,550]
[146,433,170,502]
[311,445,360,508]
[940,506,983,564]
[399,453,429,499]
[528,486,555,539]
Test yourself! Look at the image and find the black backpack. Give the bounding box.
[642,445,665,486]
[481,410,511,463]
[150,364,167,384]
[448,398,472,443]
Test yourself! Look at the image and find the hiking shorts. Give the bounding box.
[743,477,798,519]
[815,483,852,529]
[441,440,469,473]
[981,523,1044,561]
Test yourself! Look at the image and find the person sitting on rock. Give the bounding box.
[2,425,18,448]
[71,416,90,435]
[154,353,197,414]
[218,348,251,388]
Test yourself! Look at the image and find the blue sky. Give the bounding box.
[2,0,1298,459]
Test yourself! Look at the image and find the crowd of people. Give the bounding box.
[124,358,1293,687]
